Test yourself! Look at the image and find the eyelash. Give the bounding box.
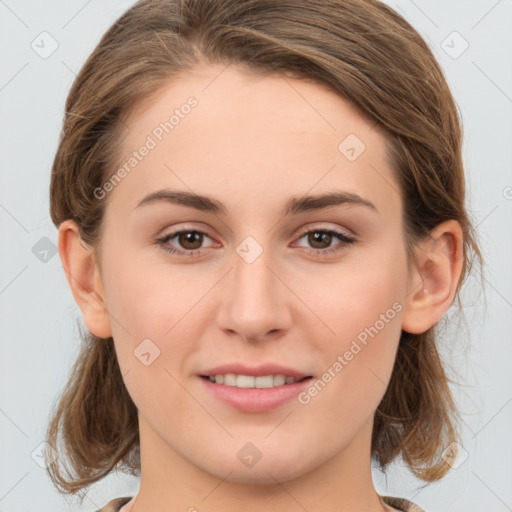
[156,226,356,258]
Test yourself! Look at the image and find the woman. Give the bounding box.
[45,1,482,511]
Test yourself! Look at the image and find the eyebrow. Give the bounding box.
[135,188,378,216]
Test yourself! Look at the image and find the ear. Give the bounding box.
[58,219,112,339]
[401,220,464,334]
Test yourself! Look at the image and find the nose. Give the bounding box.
[216,243,293,344]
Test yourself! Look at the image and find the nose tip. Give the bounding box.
[242,329,280,343]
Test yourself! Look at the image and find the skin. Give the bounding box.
[59,64,463,512]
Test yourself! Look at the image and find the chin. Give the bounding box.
[202,454,310,486]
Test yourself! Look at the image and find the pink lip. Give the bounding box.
[199,376,313,413]
[199,363,311,379]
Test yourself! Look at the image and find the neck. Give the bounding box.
[127,414,389,512]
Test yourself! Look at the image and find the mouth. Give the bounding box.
[199,374,313,389]
[198,374,314,413]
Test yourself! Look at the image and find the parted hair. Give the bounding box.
[46,0,482,496]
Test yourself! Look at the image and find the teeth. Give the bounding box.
[207,373,302,388]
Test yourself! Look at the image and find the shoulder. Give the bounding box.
[96,495,424,512]
[381,494,427,512]
[95,496,133,512]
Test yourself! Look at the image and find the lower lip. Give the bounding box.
[199,376,313,413]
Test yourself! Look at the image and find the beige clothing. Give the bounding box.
[96,494,427,511]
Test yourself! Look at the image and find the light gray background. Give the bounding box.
[1,1,511,511]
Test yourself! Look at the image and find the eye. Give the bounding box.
[156,228,215,257]
[156,226,356,258]
[293,227,356,257]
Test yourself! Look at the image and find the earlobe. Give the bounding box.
[401,220,464,334]
[58,220,112,339]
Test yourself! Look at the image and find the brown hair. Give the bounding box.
[46,0,483,496]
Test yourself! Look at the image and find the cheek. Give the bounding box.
[101,245,223,413]
[302,240,407,345]
[299,243,406,411]
[102,254,202,420]
[103,241,206,337]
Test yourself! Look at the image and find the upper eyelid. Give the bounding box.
[162,222,353,238]
[294,223,353,238]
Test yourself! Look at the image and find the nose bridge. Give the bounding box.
[218,236,291,340]
[234,244,276,300]
[233,238,281,309]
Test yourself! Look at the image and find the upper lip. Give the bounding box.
[200,363,312,379]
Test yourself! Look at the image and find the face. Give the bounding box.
[94,64,412,484]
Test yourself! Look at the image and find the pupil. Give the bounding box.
[311,232,330,248]
[181,231,202,249]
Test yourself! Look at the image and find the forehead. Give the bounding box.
[109,64,401,221]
